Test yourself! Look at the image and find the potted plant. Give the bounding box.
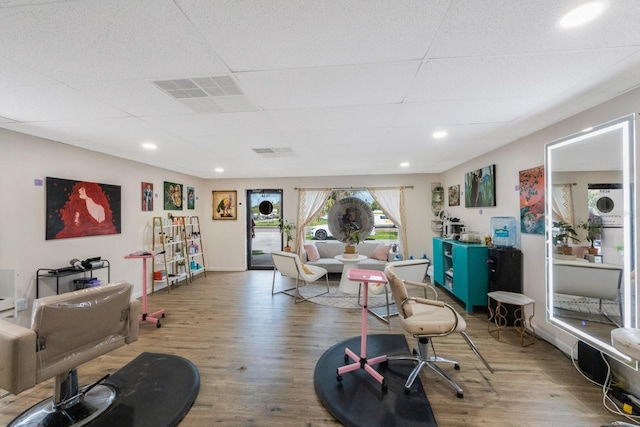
[552,220,580,255]
[280,220,296,252]
[578,215,603,255]
[340,221,361,254]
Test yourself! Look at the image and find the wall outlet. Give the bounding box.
[16,298,27,312]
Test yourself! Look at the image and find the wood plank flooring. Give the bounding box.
[0,270,624,426]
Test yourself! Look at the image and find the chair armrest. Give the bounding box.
[412,297,445,307]
[126,299,141,344]
[0,319,37,395]
[403,279,438,299]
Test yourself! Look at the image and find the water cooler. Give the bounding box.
[487,247,523,325]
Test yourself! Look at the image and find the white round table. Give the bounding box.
[334,254,367,294]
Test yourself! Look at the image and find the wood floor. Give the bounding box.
[0,270,624,426]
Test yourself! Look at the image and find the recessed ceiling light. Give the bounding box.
[215,168,224,173]
[558,1,609,29]
[400,162,410,168]
[142,142,157,150]
[432,131,448,139]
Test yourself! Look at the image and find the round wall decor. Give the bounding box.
[327,197,374,242]
[258,200,273,215]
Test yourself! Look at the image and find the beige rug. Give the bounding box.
[285,281,390,309]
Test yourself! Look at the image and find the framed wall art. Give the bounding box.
[187,186,195,210]
[164,181,183,210]
[142,182,153,211]
[519,166,545,235]
[213,190,237,220]
[448,185,460,206]
[46,177,121,240]
[464,164,496,208]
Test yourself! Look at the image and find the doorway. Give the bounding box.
[247,189,283,270]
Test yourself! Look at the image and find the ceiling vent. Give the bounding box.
[152,76,256,113]
[252,147,295,158]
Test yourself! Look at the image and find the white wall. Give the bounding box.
[1,85,638,386]
[200,174,437,271]
[0,129,206,325]
[440,86,639,360]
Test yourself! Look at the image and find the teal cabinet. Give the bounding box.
[432,237,488,313]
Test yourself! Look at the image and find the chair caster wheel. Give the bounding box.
[157,321,161,328]
[344,354,349,364]
[381,383,388,394]
[404,387,411,395]
[337,374,343,382]
[456,392,464,398]
[162,313,165,318]
[454,364,460,370]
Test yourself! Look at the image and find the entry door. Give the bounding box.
[247,189,283,270]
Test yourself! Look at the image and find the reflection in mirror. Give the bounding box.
[545,114,637,367]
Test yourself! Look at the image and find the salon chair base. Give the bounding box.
[9,381,115,427]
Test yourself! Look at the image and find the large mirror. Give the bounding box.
[545,113,637,366]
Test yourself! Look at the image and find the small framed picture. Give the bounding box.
[448,185,460,206]
[164,181,183,210]
[187,186,195,210]
[142,182,153,211]
[213,190,237,220]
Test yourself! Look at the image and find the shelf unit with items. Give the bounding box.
[36,259,110,298]
[180,215,207,281]
[432,237,488,313]
[152,216,189,293]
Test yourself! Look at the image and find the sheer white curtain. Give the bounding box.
[295,188,331,254]
[368,187,408,260]
[552,184,575,225]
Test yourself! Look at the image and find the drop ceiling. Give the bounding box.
[0,0,639,179]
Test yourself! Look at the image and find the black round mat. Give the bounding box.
[314,334,437,427]
[94,352,200,427]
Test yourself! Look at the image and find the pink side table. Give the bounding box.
[337,268,388,393]
[124,251,165,328]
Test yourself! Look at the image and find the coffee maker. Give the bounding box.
[443,220,465,239]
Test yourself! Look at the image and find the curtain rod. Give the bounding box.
[294,185,414,191]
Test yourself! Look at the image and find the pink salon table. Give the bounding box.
[336,268,388,393]
[124,250,165,328]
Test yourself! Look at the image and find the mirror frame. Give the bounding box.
[545,113,637,367]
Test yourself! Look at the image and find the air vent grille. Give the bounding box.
[252,147,295,158]
[152,76,256,113]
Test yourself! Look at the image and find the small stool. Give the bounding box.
[488,291,535,347]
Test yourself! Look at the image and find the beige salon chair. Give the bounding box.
[271,251,329,303]
[0,281,141,427]
[384,266,493,398]
[363,258,430,323]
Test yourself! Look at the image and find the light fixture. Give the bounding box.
[558,1,609,29]
[215,168,224,173]
[142,142,157,150]
[432,130,448,139]
[400,162,410,168]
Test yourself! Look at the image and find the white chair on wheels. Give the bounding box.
[0,281,141,427]
[363,258,430,323]
[384,266,493,398]
[271,251,329,303]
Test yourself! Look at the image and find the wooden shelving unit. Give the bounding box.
[152,216,189,293]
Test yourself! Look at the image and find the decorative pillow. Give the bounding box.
[301,263,313,275]
[303,244,320,262]
[371,244,391,261]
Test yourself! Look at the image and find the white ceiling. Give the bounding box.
[0,0,639,179]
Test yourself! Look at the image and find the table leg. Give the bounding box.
[139,258,164,328]
[336,281,387,392]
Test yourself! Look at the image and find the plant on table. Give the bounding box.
[552,220,580,255]
[578,215,603,255]
[340,221,361,254]
[280,220,296,252]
